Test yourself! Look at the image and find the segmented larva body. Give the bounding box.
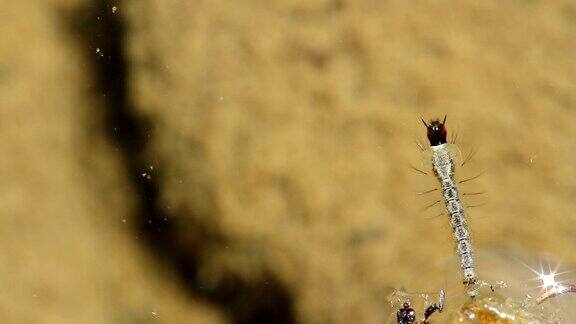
[430,144,477,286]
[422,116,478,292]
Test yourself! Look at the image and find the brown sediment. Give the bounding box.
[4,0,576,323]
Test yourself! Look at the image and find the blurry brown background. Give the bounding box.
[1,0,576,323]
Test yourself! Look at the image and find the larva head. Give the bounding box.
[421,115,447,146]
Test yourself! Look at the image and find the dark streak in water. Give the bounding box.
[61,2,296,323]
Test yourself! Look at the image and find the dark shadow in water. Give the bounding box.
[61,1,296,323]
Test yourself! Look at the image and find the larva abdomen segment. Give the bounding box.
[450,212,467,228]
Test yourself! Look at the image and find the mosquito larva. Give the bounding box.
[421,115,478,297]
[389,118,576,321]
